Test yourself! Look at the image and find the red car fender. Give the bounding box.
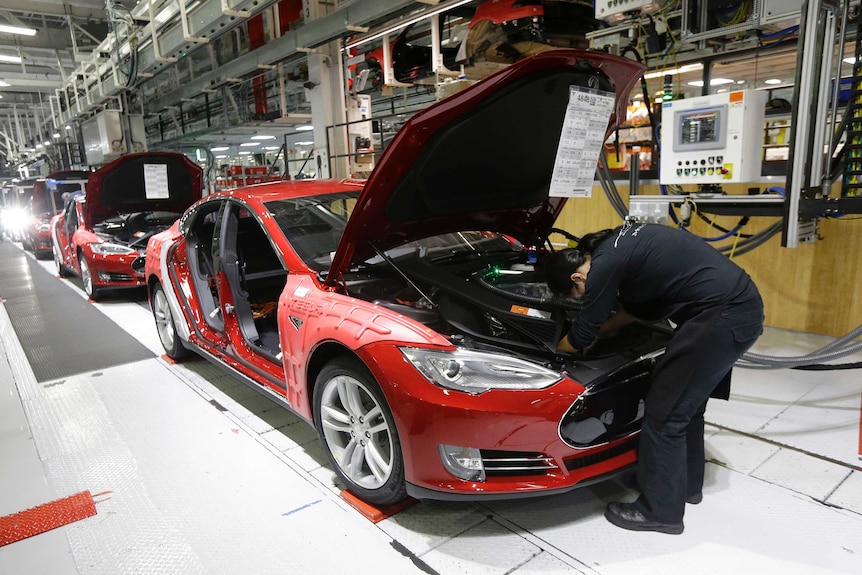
[277,273,452,419]
[147,226,199,346]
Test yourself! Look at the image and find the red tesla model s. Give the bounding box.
[145,50,667,505]
[53,152,203,300]
[24,170,89,259]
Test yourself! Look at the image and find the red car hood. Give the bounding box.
[84,152,203,226]
[329,49,645,281]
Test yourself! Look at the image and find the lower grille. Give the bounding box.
[564,437,638,471]
[103,273,138,282]
[480,450,557,476]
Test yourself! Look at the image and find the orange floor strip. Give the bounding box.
[0,491,97,546]
[340,490,418,523]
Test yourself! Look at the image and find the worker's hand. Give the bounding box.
[557,335,579,354]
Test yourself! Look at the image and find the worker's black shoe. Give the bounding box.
[604,502,684,535]
[686,492,703,504]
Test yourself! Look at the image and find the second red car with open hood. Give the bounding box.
[53,152,202,300]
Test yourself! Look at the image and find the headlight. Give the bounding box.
[400,347,562,394]
[2,208,26,228]
[90,242,136,255]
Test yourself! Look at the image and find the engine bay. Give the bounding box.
[344,232,672,380]
[94,211,183,250]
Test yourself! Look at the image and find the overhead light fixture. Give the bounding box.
[644,64,703,80]
[251,135,276,140]
[238,151,252,155]
[764,78,782,85]
[263,146,280,150]
[345,0,474,50]
[687,78,734,87]
[211,146,229,151]
[240,142,260,147]
[0,54,22,64]
[0,25,37,37]
[0,80,9,87]
[53,133,60,138]
[296,125,314,131]
[295,141,314,146]
[215,154,227,159]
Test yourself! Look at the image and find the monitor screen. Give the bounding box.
[673,105,727,152]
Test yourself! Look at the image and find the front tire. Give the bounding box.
[152,283,189,360]
[79,256,101,300]
[313,356,406,505]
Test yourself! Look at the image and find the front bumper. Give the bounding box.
[360,344,643,499]
[86,251,146,287]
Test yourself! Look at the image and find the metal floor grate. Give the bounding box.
[0,242,154,382]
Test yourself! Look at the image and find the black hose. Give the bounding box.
[474,271,584,312]
[792,362,862,370]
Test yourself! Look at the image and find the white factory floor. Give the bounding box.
[1,241,861,575]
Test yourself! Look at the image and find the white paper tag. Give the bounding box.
[143,164,170,200]
[549,86,615,198]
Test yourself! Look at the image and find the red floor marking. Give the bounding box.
[161,354,201,365]
[340,490,418,523]
[0,491,97,547]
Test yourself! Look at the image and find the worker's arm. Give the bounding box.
[558,309,636,354]
[599,309,636,335]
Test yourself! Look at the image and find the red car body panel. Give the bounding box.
[146,50,653,501]
[470,0,544,28]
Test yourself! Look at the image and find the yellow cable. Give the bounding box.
[729,227,743,259]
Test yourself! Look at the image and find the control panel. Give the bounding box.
[595,0,661,22]
[659,90,767,185]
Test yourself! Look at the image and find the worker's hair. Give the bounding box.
[544,228,613,295]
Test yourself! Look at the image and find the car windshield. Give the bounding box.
[266,192,522,272]
[266,192,358,271]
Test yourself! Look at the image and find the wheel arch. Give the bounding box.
[305,342,365,422]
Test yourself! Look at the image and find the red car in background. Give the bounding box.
[23,170,90,259]
[144,50,665,506]
[464,0,595,64]
[53,152,202,300]
[350,1,595,92]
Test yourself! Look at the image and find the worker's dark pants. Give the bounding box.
[634,299,763,524]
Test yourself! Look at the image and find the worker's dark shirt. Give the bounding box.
[567,222,756,350]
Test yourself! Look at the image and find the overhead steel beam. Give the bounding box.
[0,1,107,20]
[133,0,281,77]
[146,0,422,112]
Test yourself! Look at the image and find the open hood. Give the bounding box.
[328,49,645,281]
[84,152,203,226]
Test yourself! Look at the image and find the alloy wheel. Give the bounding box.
[318,373,395,492]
